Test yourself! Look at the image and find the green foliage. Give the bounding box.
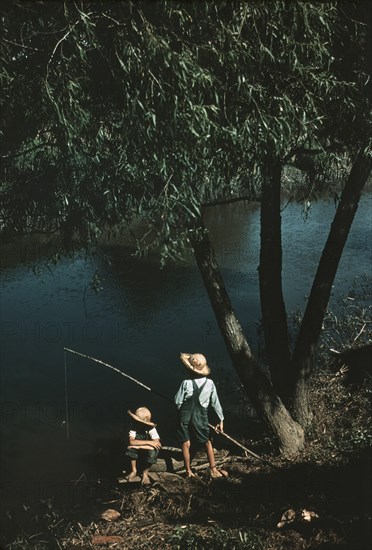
[168,525,263,550]
[308,372,371,463]
[1,1,370,261]
[301,277,372,462]
[320,274,372,354]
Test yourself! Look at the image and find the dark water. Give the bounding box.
[1,195,371,508]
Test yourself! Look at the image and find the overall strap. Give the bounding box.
[192,379,207,398]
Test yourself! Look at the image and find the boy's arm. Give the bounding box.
[175,380,187,408]
[210,382,224,431]
[128,436,161,449]
[128,427,161,449]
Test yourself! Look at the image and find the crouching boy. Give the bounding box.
[125,407,161,484]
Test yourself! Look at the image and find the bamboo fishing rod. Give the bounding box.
[63,347,278,469]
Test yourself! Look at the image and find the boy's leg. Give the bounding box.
[205,440,228,478]
[142,448,158,484]
[125,448,139,480]
[205,440,223,477]
[182,440,196,477]
[128,459,138,480]
[141,466,151,484]
[205,440,218,472]
[191,410,218,474]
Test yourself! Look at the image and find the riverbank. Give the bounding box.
[2,334,371,549]
[2,444,371,549]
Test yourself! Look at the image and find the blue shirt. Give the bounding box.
[174,377,224,420]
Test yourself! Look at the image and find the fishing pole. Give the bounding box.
[63,347,278,469]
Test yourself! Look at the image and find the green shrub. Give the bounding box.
[168,525,264,549]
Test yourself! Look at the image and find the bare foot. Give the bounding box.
[127,471,138,482]
[141,473,151,485]
[210,467,228,478]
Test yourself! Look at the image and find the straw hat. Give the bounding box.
[180,353,211,377]
[127,407,156,427]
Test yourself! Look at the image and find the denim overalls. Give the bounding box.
[125,426,159,465]
[177,379,210,443]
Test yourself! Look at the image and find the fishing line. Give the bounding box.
[64,348,70,441]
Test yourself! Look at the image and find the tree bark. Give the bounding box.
[259,161,292,403]
[291,147,372,427]
[192,227,304,456]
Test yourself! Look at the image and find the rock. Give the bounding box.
[100,509,121,521]
[149,457,184,472]
[302,508,319,522]
[277,508,296,528]
[277,508,319,528]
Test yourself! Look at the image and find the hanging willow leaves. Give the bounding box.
[1,1,370,257]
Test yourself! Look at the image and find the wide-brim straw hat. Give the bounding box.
[180,353,211,376]
[127,407,156,427]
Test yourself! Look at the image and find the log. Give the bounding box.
[177,458,230,475]
[149,449,229,472]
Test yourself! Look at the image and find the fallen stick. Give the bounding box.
[211,426,280,469]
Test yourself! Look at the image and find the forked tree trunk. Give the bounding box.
[192,228,304,456]
[291,147,372,427]
[259,161,292,403]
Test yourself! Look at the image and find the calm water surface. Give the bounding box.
[1,194,371,507]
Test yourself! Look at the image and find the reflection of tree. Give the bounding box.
[205,201,260,268]
[100,247,198,318]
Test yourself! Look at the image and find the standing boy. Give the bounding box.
[125,407,161,484]
[175,353,228,478]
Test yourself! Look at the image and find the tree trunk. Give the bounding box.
[291,147,372,427]
[192,227,304,456]
[259,161,291,403]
